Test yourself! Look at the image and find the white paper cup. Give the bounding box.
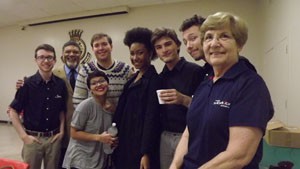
[156,89,166,104]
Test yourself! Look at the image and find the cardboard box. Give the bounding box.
[264,119,284,145]
[266,119,284,130]
[264,119,300,148]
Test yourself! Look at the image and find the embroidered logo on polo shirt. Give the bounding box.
[213,100,231,108]
[55,94,62,98]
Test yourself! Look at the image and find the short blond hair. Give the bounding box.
[200,12,248,48]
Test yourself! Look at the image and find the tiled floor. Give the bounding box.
[0,122,23,160]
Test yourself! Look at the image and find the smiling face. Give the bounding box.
[182,25,204,61]
[154,36,180,67]
[62,45,81,69]
[92,37,113,62]
[203,26,241,69]
[35,49,56,73]
[89,76,109,97]
[129,42,150,72]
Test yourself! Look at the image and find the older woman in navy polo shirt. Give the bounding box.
[170,12,274,169]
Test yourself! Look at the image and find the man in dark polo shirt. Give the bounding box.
[8,44,67,169]
[151,27,205,169]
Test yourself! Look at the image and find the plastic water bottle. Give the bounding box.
[103,123,118,154]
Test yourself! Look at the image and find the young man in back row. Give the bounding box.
[151,27,205,169]
[180,14,257,73]
[12,41,82,169]
[73,33,132,109]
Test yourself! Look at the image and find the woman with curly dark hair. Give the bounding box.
[113,27,161,169]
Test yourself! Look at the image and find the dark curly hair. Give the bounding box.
[179,14,206,32]
[123,27,157,60]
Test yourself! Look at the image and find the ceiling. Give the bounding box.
[0,0,193,28]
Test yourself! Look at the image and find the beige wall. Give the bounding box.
[0,0,263,121]
[260,0,300,126]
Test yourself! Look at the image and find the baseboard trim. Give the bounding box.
[0,120,12,124]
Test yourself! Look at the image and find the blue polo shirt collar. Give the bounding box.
[211,61,249,81]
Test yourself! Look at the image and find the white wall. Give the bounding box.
[0,0,262,121]
[261,0,300,126]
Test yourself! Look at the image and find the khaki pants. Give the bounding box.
[22,136,61,169]
[160,131,182,169]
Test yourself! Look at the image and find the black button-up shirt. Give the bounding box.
[10,71,67,132]
[160,57,205,133]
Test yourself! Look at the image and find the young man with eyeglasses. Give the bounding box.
[8,44,67,169]
[12,41,82,169]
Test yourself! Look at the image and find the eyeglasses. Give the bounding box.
[90,79,107,86]
[36,55,55,62]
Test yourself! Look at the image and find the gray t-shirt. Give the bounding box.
[63,97,113,169]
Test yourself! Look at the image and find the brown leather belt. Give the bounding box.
[25,128,59,137]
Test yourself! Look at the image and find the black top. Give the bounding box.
[113,65,161,169]
[10,71,67,132]
[160,57,205,133]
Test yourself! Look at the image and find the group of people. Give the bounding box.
[8,11,274,169]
